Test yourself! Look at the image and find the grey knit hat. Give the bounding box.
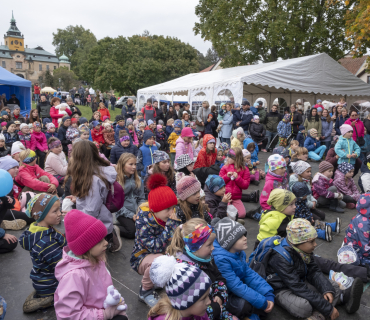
[176,154,194,170]
[211,217,247,251]
[152,150,170,164]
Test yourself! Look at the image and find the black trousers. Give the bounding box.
[343,195,357,204]
[117,216,136,239]
[311,208,325,221]
[257,137,268,150]
[226,292,267,319]
[0,238,17,253]
[36,149,46,169]
[3,209,34,225]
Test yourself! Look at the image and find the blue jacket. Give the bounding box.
[137,143,158,176]
[321,118,332,142]
[335,115,349,135]
[114,124,126,144]
[19,222,67,296]
[45,132,58,141]
[334,136,361,165]
[304,136,321,152]
[204,120,216,134]
[296,125,306,147]
[110,140,139,165]
[250,106,259,116]
[233,109,253,132]
[243,137,259,155]
[4,131,19,148]
[165,125,174,139]
[277,121,291,138]
[213,240,274,310]
[219,111,233,139]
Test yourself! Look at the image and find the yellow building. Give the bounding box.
[0,12,70,83]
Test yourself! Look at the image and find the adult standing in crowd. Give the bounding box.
[178,103,193,121]
[218,102,233,146]
[363,112,370,134]
[34,83,40,102]
[233,100,253,135]
[141,99,156,123]
[196,101,212,137]
[91,96,99,113]
[103,91,109,109]
[320,109,333,155]
[69,87,76,103]
[290,104,303,136]
[89,87,96,109]
[122,98,137,123]
[345,110,365,143]
[174,104,181,119]
[265,104,283,149]
[165,105,177,122]
[335,108,349,135]
[304,108,322,136]
[78,86,84,103]
[256,101,266,124]
[210,105,219,138]
[11,106,25,123]
[66,97,82,118]
[8,94,20,106]
[110,94,116,111]
[153,100,164,124]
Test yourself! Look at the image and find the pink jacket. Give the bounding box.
[18,131,36,150]
[50,106,72,127]
[129,129,139,146]
[149,314,209,320]
[44,151,68,176]
[260,171,289,210]
[15,163,59,191]
[219,164,250,200]
[54,247,114,320]
[344,118,365,142]
[333,170,361,201]
[32,131,48,151]
[175,137,195,164]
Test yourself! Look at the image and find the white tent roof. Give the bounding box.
[137,53,370,97]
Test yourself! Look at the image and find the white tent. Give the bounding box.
[137,53,370,112]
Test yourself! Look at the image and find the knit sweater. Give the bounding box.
[44,151,68,176]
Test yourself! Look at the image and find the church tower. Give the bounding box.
[4,11,24,51]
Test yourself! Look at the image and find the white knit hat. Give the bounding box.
[20,123,28,130]
[11,141,25,155]
[0,133,5,141]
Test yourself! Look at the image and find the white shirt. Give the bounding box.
[89,88,96,95]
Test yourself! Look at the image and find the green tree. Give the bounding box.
[52,25,97,78]
[194,0,351,67]
[197,50,213,71]
[40,70,54,87]
[82,35,199,95]
[205,47,219,64]
[53,67,78,91]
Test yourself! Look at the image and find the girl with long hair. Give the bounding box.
[26,109,40,124]
[304,108,322,136]
[98,102,111,120]
[165,105,177,122]
[320,109,333,155]
[115,153,145,239]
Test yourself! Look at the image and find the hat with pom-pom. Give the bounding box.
[150,255,211,310]
[64,209,107,255]
[176,175,201,201]
[147,173,178,212]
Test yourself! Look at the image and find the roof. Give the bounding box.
[59,53,70,63]
[200,64,215,73]
[0,66,31,87]
[0,45,61,63]
[338,55,368,75]
[138,53,370,97]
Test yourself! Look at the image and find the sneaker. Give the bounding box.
[335,217,341,233]
[0,219,27,230]
[329,206,345,213]
[138,286,159,308]
[261,149,267,152]
[252,211,262,221]
[251,180,260,186]
[343,277,363,314]
[23,291,54,313]
[346,203,356,209]
[109,226,122,252]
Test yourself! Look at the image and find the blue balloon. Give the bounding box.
[0,169,13,197]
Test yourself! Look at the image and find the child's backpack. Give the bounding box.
[106,182,125,213]
[248,236,294,279]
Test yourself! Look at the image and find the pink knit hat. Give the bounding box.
[340,124,353,136]
[176,176,201,201]
[64,210,107,255]
[181,127,195,138]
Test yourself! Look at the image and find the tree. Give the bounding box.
[197,50,213,71]
[52,25,97,78]
[205,47,219,64]
[39,70,54,87]
[53,67,78,91]
[82,35,200,95]
[194,0,351,67]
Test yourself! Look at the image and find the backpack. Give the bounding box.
[105,181,125,213]
[248,236,294,279]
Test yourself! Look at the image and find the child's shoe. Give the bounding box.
[251,180,260,186]
[328,203,345,213]
[306,311,325,320]
[316,224,332,242]
[0,219,26,230]
[325,218,341,234]
[252,211,262,221]
[23,291,54,313]
[242,190,260,203]
[346,203,356,209]
[138,285,159,308]
[109,226,122,252]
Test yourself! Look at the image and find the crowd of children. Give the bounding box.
[1,101,369,320]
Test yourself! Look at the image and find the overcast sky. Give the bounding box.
[1,0,211,55]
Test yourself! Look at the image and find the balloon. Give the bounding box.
[0,169,13,197]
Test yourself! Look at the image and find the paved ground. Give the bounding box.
[1,151,370,320]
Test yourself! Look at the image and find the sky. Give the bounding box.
[0,0,211,55]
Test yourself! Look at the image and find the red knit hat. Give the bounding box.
[64,210,107,255]
[71,118,78,123]
[147,174,178,212]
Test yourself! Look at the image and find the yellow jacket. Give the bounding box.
[168,132,180,153]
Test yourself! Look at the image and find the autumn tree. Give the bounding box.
[53,67,78,91]
[194,0,351,67]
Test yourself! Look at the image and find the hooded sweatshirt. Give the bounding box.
[54,247,114,320]
[175,136,194,164]
[76,166,117,234]
[260,171,289,210]
[194,134,217,169]
[334,135,361,165]
[19,222,66,296]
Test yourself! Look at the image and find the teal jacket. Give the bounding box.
[334,136,361,165]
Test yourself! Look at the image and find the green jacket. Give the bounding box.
[257,210,293,241]
[257,107,267,126]
[304,118,322,137]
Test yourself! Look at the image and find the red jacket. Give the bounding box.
[15,163,59,192]
[50,106,72,127]
[193,134,217,169]
[32,131,48,151]
[18,132,36,151]
[219,164,250,200]
[92,127,105,144]
[141,105,157,120]
[98,108,111,120]
[34,86,40,94]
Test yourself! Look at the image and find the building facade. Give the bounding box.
[0,12,70,83]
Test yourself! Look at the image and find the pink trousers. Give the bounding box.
[230,199,246,219]
[138,253,163,290]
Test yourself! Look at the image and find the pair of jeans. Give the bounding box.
[266,130,277,149]
[308,145,326,161]
[34,94,39,102]
[220,137,231,147]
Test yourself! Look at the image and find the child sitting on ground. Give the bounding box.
[44,138,68,184]
[204,175,231,219]
[31,122,48,169]
[19,193,66,313]
[146,119,157,134]
[66,118,79,143]
[166,218,235,320]
[204,113,216,135]
[174,127,195,167]
[335,124,361,169]
[246,141,260,167]
[219,148,250,219]
[212,217,275,320]
[312,161,346,213]
[277,114,291,147]
[102,122,115,148]
[156,125,166,151]
[291,146,309,162]
[45,123,58,140]
[243,149,260,186]
[110,131,139,165]
[18,123,35,150]
[333,163,361,208]
[288,140,299,157]
[175,175,212,223]
[193,137,203,158]
[148,255,212,320]
[304,129,327,161]
[130,173,181,307]
[4,121,19,148]
[191,121,199,139]
[114,116,126,144]
[168,120,182,166]
[126,118,139,147]
[296,125,306,147]
[54,210,128,320]
[0,134,10,157]
[230,127,244,149]
[136,122,146,147]
[215,149,225,167]
[165,118,174,139]
[137,131,158,177]
[291,181,340,242]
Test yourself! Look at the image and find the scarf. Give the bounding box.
[292,245,312,264]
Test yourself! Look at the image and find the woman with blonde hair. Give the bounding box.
[115,153,145,239]
[196,101,212,137]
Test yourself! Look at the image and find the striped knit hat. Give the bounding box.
[319,161,334,173]
[176,175,201,201]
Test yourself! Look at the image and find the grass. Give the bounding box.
[31,102,123,120]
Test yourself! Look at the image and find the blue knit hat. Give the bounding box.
[92,120,100,128]
[79,117,88,125]
[1,110,8,116]
[291,181,311,198]
[174,120,182,129]
[273,146,289,158]
[42,118,51,125]
[143,130,154,143]
[338,162,354,175]
[205,175,226,193]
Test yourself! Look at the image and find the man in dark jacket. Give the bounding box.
[110,95,117,111]
[233,100,253,134]
[290,104,303,135]
[153,101,164,124]
[11,106,26,123]
[36,95,51,121]
[8,94,20,106]
[66,98,82,117]
[265,104,283,149]
[335,109,349,135]
[121,98,137,122]
[257,101,267,125]
[58,116,72,154]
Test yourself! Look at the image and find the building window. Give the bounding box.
[46,65,49,70]
[2,61,5,68]
[54,66,56,70]
[16,62,22,69]
[39,64,42,71]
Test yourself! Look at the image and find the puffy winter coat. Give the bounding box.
[304,117,322,136]
[265,238,335,317]
[265,111,282,132]
[344,118,365,143]
[204,185,227,219]
[137,143,158,176]
[213,240,274,310]
[15,163,59,192]
[204,119,216,134]
[335,115,349,135]
[91,127,105,145]
[257,210,293,241]
[175,136,194,165]
[45,131,58,141]
[321,118,333,142]
[54,247,116,320]
[102,129,115,145]
[50,106,72,127]
[110,140,138,165]
[312,173,335,199]
[32,131,48,151]
[325,148,339,170]
[18,131,36,150]
[260,171,289,210]
[219,111,233,139]
[304,135,321,152]
[194,134,217,169]
[0,146,11,157]
[290,111,303,134]
[114,124,126,144]
[334,136,361,165]
[249,122,266,143]
[130,202,181,272]
[57,124,71,148]
[333,170,361,201]
[277,121,291,138]
[233,108,254,132]
[167,131,180,153]
[296,125,306,147]
[97,107,110,120]
[175,203,212,224]
[4,131,19,148]
[219,164,250,200]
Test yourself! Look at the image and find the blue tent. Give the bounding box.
[0,67,31,116]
